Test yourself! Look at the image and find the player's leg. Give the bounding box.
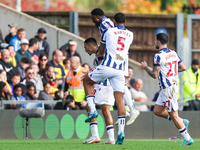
[101,104,115,144]
[83,73,98,122]
[168,110,193,145]
[123,84,140,125]
[114,91,126,145]
[83,104,100,144]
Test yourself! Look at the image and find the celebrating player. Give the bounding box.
[83,12,133,145]
[86,8,139,126]
[141,33,194,146]
[83,37,115,144]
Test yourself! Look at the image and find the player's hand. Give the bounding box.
[141,61,147,69]
[80,100,87,108]
[96,51,103,58]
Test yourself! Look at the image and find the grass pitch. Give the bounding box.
[0,139,199,150]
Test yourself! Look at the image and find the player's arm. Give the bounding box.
[96,43,106,57]
[178,61,186,72]
[141,61,160,79]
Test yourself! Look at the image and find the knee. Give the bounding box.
[153,108,161,116]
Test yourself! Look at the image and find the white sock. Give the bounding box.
[118,116,125,135]
[106,125,114,141]
[123,84,135,114]
[179,127,191,141]
[126,111,130,117]
[90,122,99,137]
[167,116,172,121]
[86,95,96,113]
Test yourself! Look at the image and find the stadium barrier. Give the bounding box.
[0,100,188,110]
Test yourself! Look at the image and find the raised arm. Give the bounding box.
[141,61,160,79]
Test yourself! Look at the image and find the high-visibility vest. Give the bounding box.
[182,66,200,102]
[66,67,88,102]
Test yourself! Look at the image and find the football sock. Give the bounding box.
[126,111,130,117]
[86,95,96,113]
[106,125,114,142]
[90,122,99,137]
[118,116,125,135]
[123,85,135,114]
[179,127,191,141]
[167,116,172,121]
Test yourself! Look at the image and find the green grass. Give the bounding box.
[0,139,199,150]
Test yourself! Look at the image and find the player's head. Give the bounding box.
[91,8,104,27]
[155,33,169,49]
[114,13,126,26]
[84,37,98,55]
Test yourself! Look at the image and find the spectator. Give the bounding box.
[128,66,135,88]
[0,49,16,84]
[0,81,15,109]
[0,70,12,94]
[5,23,18,44]
[0,28,4,44]
[15,38,32,65]
[28,38,40,65]
[10,73,21,94]
[9,28,26,51]
[182,59,200,110]
[24,84,37,100]
[66,40,82,63]
[42,66,59,98]
[35,28,50,57]
[38,82,54,110]
[38,54,49,77]
[15,57,31,80]
[13,84,26,109]
[7,45,17,67]
[82,63,91,71]
[49,50,65,86]
[64,56,88,110]
[63,58,71,75]
[20,67,36,96]
[30,64,43,97]
[130,79,150,111]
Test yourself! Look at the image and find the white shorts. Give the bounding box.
[156,85,179,112]
[93,84,115,106]
[88,65,125,92]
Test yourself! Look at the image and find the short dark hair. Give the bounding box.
[21,57,31,64]
[84,37,98,46]
[91,8,104,16]
[156,33,169,44]
[25,67,32,73]
[14,84,22,91]
[114,13,126,23]
[29,38,38,47]
[63,58,70,65]
[26,84,35,90]
[6,45,14,49]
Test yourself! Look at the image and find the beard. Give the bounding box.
[156,45,159,49]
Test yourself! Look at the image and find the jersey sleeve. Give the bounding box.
[153,54,161,66]
[100,29,108,45]
[177,54,182,64]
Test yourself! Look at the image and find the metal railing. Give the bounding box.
[0,100,188,110]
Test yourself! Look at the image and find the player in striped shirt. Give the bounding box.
[83,12,133,145]
[88,8,140,126]
[141,33,194,146]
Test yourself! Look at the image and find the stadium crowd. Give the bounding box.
[0,24,145,111]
